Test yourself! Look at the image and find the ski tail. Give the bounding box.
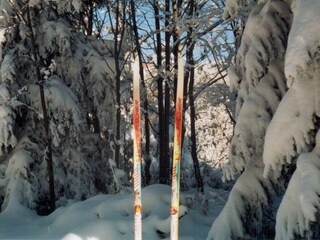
[133,55,142,240]
[170,48,184,240]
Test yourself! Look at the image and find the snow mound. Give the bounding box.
[0,184,228,240]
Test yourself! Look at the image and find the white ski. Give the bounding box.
[170,50,184,240]
[133,55,142,240]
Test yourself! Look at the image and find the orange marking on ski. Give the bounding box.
[135,205,142,213]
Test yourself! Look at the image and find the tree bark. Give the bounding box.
[111,0,127,169]
[154,0,167,184]
[26,5,56,212]
[163,0,171,184]
[87,0,94,36]
[186,0,203,193]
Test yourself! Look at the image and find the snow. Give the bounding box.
[0,105,17,155]
[0,83,10,103]
[263,80,315,177]
[223,0,320,238]
[285,0,320,86]
[0,27,5,58]
[224,0,291,180]
[2,149,36,210]
[223,0,258,19]
[1,0,319,238]
[263,0,320,176]
[29,0,81,13]
[275,131,320,240]
[44,76,83,126]
[0,54,15,84]
[208,0,293,239]
[39,20,73,58]
[208,164,275,239]
[26,75,83,128]
[194,66,235,182]
[0,184,228,240]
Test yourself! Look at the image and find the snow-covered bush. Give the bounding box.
[195,78,235,189]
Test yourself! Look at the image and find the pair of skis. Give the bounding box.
[132,52,184,240]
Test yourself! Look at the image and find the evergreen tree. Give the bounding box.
[0,0,118,213]
[208,0,320,239]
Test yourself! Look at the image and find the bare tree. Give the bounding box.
[185,0,204,193]
[104,0,129,169]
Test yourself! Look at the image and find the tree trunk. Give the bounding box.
[112,0,127,169]
[163,0,171,185]
[189,64,204,193]
[153,0,166,185]
[87,0,94,36]
[26,5,56,212]
[187,0,203,193]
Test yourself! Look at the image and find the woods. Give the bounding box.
[0,0,233,213]
[1,0,320,239]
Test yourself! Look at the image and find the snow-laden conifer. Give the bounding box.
[209,0,320,239]
[208,0,292,238]
[0,0,118,212]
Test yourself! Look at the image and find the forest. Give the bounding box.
[0,0,320,239]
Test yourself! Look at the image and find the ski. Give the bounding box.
[170,50,184,240]
[133,55,142,240]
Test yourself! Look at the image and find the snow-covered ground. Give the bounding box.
[0,184,228,240]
